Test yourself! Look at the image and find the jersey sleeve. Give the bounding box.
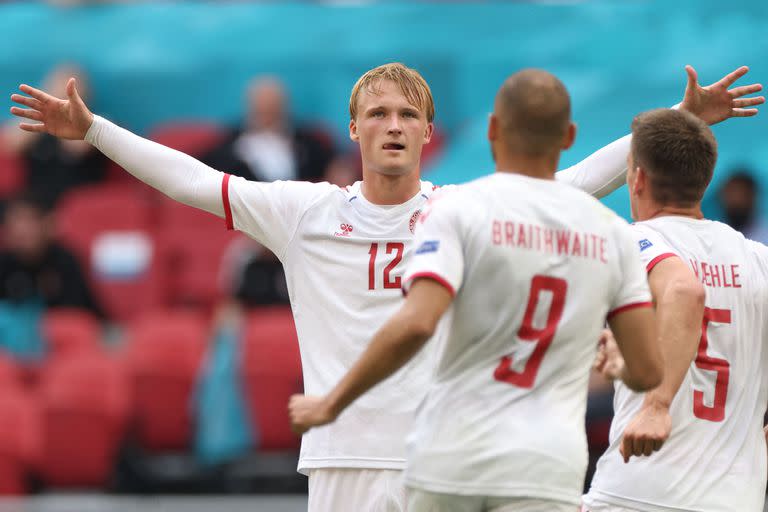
[402,193,464,296]
[554,134,630,198]
[607,218,653,318]
[223,175,333,258]
[630,223,681,273]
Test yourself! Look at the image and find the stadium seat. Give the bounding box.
[421,124,446,169]
[124,310,208,451]
[42,308,102,357]
[157,200,239,309]
[0,388,40,494]
[55,184,164,321]
[148,122,226,157]
[38,353,129,488]
[0,144,26,199]
[242,306,302,451]
[0,353,22,389]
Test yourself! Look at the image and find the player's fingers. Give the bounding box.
[10,107,43,121]
[621,434,632,463]
[716,66,749,88]
[18,122,46,133]
[10,94,42,110]
[731,108,759,117]
[642,438,655,457]
[19,84,56,103]
[729,83,763,98]
[632,435,646,458]
[653,438,664,451]
[684,65,698,89]
[733,96,765,108]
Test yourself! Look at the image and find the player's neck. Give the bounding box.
[643,203,704,221]
[495,152,559,180]
[361,169,422,205]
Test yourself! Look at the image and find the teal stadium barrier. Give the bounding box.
[0,1,766,220]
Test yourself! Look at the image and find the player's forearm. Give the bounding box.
[85,116,224,216]
[643,280,705,408]
[556,134,630,198]
[325,309,433,418]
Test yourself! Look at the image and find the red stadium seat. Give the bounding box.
[38,353,129,488]
[0,388,40,494]
[421,125,446,170]
[148,122,226,157]
[124,310,208,451]
[157,200,238,309]
[42,308,102,357]
[242,306,302,451]
[55,184,164,321]
[0,144,26,199]
[0,353,22,389]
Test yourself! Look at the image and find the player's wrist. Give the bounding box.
[642,393,671,411]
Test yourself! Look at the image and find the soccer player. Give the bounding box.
[10,63,761,511]
[583,109,768,512]
[289,68,668,511]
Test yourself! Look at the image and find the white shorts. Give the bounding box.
[307,468,407,512]
[581,500,643,512]
[407,489,578,512]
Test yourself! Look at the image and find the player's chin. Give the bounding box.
[373,161,415,177]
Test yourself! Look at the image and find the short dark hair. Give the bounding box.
[722,169,758,192]
[631,108,717,207]
[495,69,571,156]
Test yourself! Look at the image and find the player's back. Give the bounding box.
[587,217,768,512]
[405,173,650,505]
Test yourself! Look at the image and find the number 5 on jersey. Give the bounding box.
[494,275,568,388]
[368,243,405,290]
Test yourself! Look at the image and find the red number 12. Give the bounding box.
[368,243,404,290]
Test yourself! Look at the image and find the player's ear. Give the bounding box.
[634,166,648,196]
[349,119,359,142]
[487,113,498,143]
[562,122,576,150]
[423,122,433,144]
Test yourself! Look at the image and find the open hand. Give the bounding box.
[288,394,336,435]
[10,77,94,140]
[680,65,764,125]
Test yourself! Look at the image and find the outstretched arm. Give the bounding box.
[557,65,764,198]
[10,79,224,216]
[288,278,453,435]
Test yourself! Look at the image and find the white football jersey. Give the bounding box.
[585,217,768,512]
[401,173,651,505]
[224,176,441,473]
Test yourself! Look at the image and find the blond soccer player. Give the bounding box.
[11,63,761,511]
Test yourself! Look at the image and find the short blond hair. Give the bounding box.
[349,63,435,122]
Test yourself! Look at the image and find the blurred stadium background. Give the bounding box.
[0,0,765,510]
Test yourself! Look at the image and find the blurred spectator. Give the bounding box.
[203,76,335,183]
[718,170,768,244]
[3,65,107,208]
[322,154,361,188]
[0,194,103,317]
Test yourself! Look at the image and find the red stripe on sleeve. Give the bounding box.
[222,173,234,231]
[607,301,653,320]
[646,252,677,273]
[402,272,456,297]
